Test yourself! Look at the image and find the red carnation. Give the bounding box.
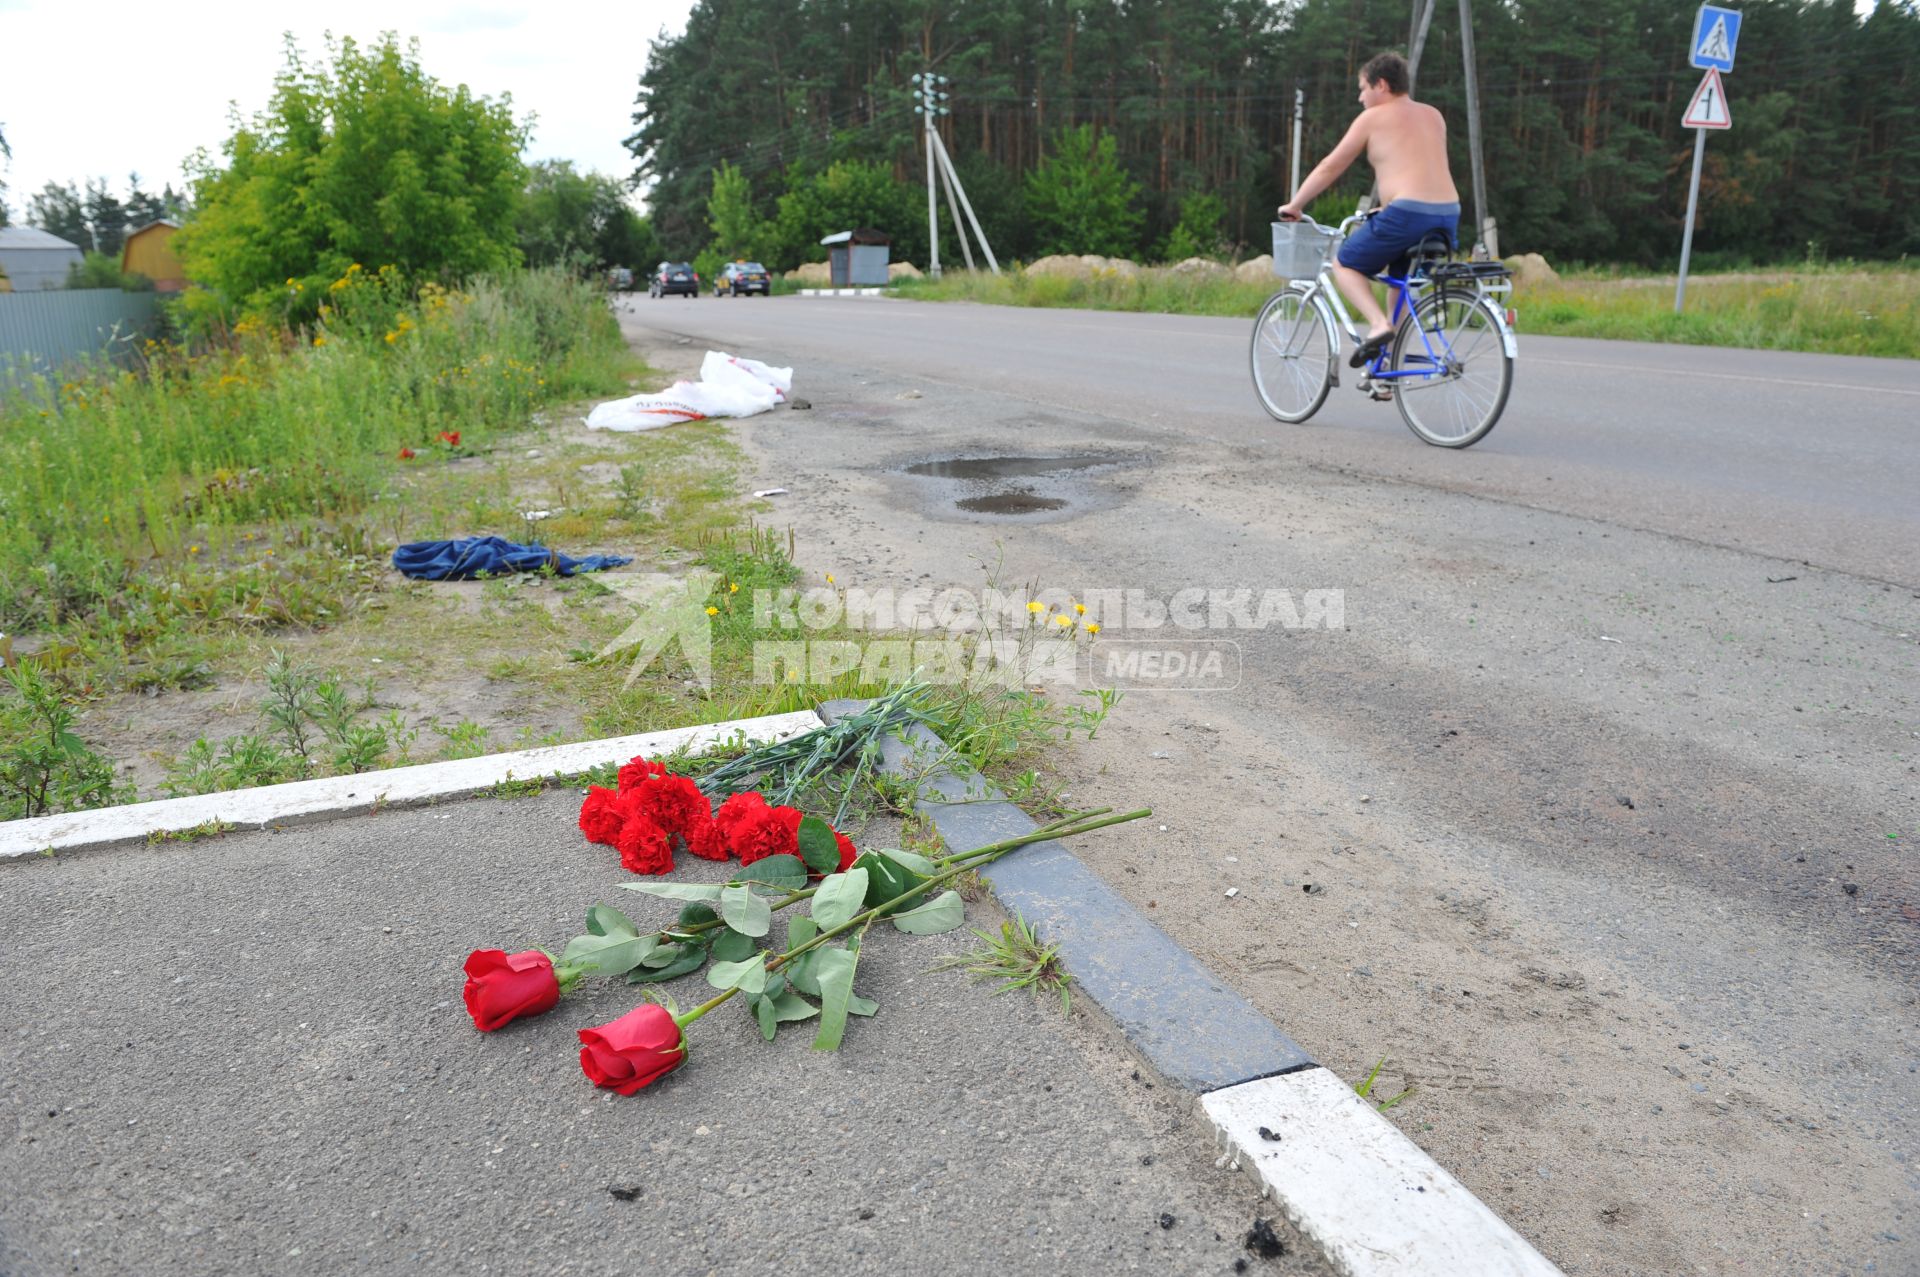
[462,949,560,1031]
[616,814,675,875]
[685,816,731,862]
[617,756,670,791]
[578,785,627,846]
[714,791,770,846]
[578,1003,687,1095]
[626,773,711,840]
[733,804,803,867]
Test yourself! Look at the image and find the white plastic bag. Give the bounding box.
[586,351,796,431]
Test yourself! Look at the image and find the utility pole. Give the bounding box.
[1290,87,1304,195]
[932,130,1001,273]
[912,73,949,279]
[1457,0,1497,258]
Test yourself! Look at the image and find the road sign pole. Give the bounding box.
[1675,126,1706,314]
[1290,88,1303,196]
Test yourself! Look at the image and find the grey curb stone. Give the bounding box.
[821,699,1314,1092]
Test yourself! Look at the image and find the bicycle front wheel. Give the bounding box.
[1251,286,1334,424]
[1390,289,1513,448]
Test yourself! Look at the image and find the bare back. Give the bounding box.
[1363,97,1459,207]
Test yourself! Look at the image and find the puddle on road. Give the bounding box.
[905,455,1128,481]
[901,451,1144,520]
[955,492,1069,514]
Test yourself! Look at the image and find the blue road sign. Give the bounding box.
[1691,5,1742,73]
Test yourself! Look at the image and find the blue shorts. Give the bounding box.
[1336,200,1460,277]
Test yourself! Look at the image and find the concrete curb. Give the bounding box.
[820,698,1562,1277]
[797,287,890,297]
[0,710,823,861]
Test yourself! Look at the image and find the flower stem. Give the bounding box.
[675,806,1150,1028]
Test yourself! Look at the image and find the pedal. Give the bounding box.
[1368,385,1395,403]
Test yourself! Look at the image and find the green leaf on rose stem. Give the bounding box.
[787,916,819,948]
[889,890,966,935]
[771,990,820,1022]
[586,903,640,938]
[753,994,779,1041]
[762,971,787,1001]
[796,815,843,875]
[875,847,939,876]
[810,868,869,933]
[708,954,769,998]
[560,930,660,977]
[677,902,719,929]
[626,941,709,984]
[853,851,929,915]
[811,947,860,1052]
[719,883,773,938]
[709,926,758,964]
[732,854,807,894]
[848,994,878,1018]
[623,881,726,903]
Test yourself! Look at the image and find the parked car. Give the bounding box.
[607,266,634,291]
[650,262,699,298]
[715,261,772,296]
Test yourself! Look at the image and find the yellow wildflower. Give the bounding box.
[1027,600,1045,614]
[728,582,739,594]
[705,606,719,617]
[1054,614,1072,628]
[1074,602,1086,615]
[1085,622,1101,636]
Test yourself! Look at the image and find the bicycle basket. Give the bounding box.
[1270,221,1338,280]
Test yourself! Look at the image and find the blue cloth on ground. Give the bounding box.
[392,536,631,580]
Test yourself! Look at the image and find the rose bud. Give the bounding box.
[577,1003,688,1095]
[462,948,561,1031]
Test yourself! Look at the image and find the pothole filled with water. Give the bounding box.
[955,492,1069,514]
[900,452,1144,519]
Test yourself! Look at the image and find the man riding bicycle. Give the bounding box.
[1278,51,1461,368]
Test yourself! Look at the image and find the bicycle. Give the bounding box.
[1250,213,1517,448]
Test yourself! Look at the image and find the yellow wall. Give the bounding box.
[122,224,184,288]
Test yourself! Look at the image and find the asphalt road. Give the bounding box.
[0,793,1324,1277]
[627,293,1920,588]
[616,295,1920,1274]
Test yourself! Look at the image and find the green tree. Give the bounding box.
[27,181,90,248]
[1160,191,1228,261]
[769,160,919,270]
[66,250,151,291]
[1025,125,1145,258]
[177,33,528,319]
[706,160,763,261]
[518,160,654,272]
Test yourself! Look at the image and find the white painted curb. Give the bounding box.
[797,287,890,297]
[0,710,824,860]
[1203,1067,1563,1276]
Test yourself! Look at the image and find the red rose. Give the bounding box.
[685,816,731,862]
[616,814,675,875]
[438,430,461,447]
[462,948,560,1031]
[578,785,627,846]
[617,756,670,791]
[578,1003,687,1095]
[833,828,859,873]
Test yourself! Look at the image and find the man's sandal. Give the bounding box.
[1348,329,1394,369]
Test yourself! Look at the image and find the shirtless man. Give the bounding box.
[1278,51,1461,367]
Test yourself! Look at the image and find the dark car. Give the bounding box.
[650,262,699,298]
[716,261,772,297]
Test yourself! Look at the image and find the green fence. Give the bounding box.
[0,290,161,394]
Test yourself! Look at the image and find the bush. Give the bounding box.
[1,661,129,820]
[176,33,528,323]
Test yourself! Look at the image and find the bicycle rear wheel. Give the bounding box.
[1251,286,1334,423]
[1390,289,1513,448]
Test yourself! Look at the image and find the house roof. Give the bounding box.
[819,228,891,246]
[126,219,183,237]
[0,226,84,252]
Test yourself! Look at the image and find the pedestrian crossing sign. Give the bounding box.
[1690,5,1742,73]
[1682,68,1732,130]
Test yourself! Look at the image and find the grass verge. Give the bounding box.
[892,260,1918,359]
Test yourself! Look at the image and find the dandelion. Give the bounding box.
[385,332,399,344]
[188,545,200,556]
[728,582,739,594]
[1053,614,1073,628]
[1085,622,1101,636]
[1027,600,1045,614]
[1074,602,1086,616]
[705,606,720,617]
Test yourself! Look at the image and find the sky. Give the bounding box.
[0,0,695,215]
